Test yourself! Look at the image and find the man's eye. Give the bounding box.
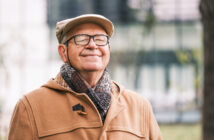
[76,37,89,42]
[78,39,88,42]
[95,39,104,41]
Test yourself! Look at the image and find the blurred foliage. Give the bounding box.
[192,48,203,65]
[192,48,203,91]
[175,49,202,65]
[160,124,201,140]
[175,49,203,92]
[175,50,193,64]
[0,137,6,140]
[144,10,156,33]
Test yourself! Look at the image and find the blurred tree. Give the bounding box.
[200,0,214,140]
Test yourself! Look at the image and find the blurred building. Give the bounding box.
[47,0,202,123]
[0,0,202,137]
[0,0,49,138]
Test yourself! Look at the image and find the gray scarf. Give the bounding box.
[60,63,111,123]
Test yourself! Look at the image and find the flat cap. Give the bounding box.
[56,14,114,44]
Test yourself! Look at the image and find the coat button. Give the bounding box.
[77,110,87,115]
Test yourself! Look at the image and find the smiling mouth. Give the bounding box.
[81,54,101,57]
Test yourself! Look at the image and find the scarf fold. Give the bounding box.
[60,63,111,123]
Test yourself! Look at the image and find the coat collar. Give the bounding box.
[41,73,125,125]
[42,73,123,98]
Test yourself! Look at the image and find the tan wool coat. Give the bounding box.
[8,74,162,140]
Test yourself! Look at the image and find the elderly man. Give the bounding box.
[8,14,162,140]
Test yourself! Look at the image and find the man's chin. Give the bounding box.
[83,65,104,72]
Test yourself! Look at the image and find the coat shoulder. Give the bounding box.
[121,88,152,109]
[25,86,61,98]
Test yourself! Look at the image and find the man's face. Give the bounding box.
[66,23,110,73]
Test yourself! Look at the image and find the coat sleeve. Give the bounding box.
[148,102,162,140]
[8,99,35,140]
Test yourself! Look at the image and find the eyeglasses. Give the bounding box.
[64,34,109,46]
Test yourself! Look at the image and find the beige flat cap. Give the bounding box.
[56,14,114,44]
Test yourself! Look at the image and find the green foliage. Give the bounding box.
[144,10,156,33]
[0,136,6,140]
[175,49,202,65]
[175,50,192,64]
[192,49,203,65]
[160,124,201,140]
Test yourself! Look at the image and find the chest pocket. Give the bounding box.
[106,126,145,140]
[104,99,147,140]
[37,122,102,140]
[25,90,103,139]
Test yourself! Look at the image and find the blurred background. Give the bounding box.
[0,0,202,139]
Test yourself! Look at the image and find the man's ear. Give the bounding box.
[58,44,68,63]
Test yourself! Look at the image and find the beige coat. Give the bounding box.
[8,74,162,140]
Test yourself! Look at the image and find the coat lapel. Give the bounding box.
[103,85,125,129]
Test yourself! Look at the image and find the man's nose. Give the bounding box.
[86,38,98,49]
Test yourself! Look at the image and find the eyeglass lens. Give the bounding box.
[74,34,108,46]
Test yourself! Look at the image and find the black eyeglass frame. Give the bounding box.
[64,34,109,47]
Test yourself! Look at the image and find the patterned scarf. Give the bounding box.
[60,63,111,123]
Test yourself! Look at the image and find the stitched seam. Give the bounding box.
[20,98,35,140]
[39,121,101,137]
[107,126,145,137]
